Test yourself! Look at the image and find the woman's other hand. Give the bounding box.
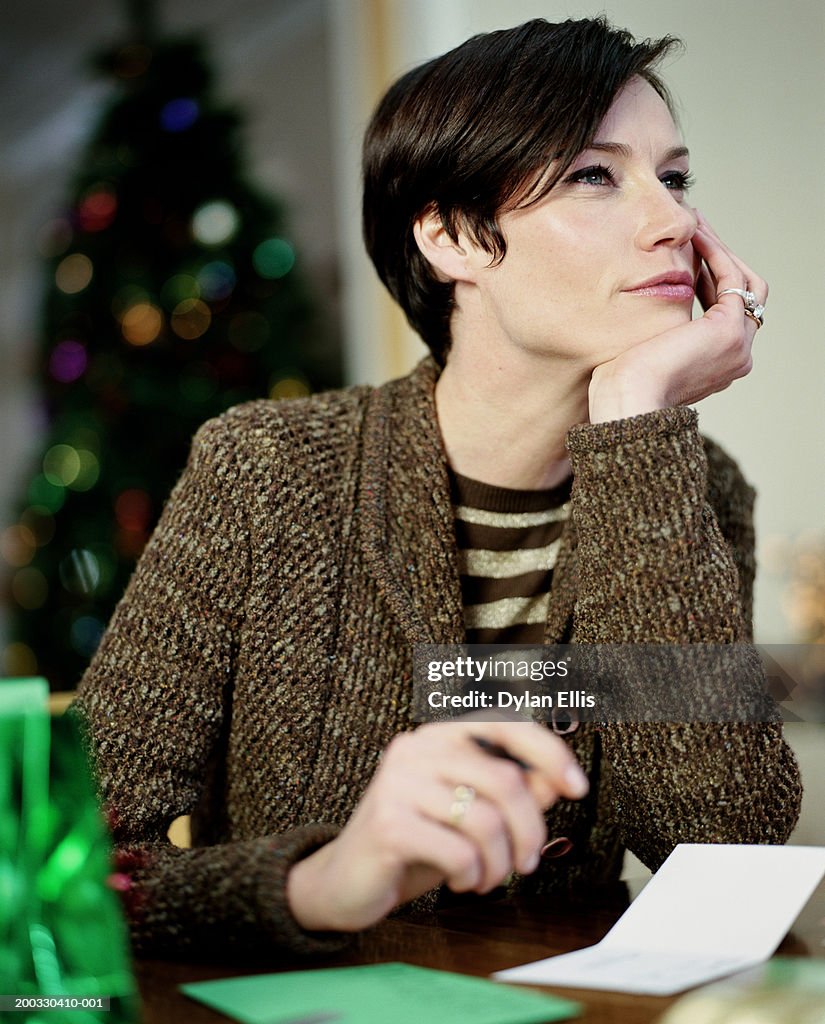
[588,212,766,423]
[286,719,588,932]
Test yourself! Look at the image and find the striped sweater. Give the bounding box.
[451,469,571,644]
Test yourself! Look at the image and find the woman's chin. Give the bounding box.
[640,305,696,334]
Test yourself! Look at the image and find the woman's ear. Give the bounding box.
[413,207,477,284]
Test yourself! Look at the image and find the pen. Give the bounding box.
[472,736,576,863]
[472,735,533,772]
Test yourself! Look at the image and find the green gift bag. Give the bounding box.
[0,678,139,1023]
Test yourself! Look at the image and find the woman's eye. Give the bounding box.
[566,164,615,187]
[661,170,695,193]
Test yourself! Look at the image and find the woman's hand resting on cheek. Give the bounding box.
[588,211,766,424]
[286,719,589,932]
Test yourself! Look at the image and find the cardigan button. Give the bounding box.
[551,707,580,735]
[541,836,574,859]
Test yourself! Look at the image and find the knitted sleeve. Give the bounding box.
[565,408,802,869]
[73,416,344,957]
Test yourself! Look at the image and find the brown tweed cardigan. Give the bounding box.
[74,357,802,958]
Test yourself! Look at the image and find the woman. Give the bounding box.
[75,17,801,956]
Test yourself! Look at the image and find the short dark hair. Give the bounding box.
[362,17,681,365]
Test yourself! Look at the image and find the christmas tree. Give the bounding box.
[2,11,340,691]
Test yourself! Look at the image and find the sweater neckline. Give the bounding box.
[448,467,572,514]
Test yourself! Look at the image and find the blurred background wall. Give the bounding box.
[2,0,822,839]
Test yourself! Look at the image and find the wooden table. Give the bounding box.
[135,878,825,1024]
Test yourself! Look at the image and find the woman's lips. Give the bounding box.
[623,271,695,302]
[624,282,695,301]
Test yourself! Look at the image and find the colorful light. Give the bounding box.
[49,339,88,383]
[197,261,236,301]
[89,544,117,592]
[114,490,152,532]
[0,525,37,568]
[171,298,211,340]
[69,450,100,492]
[121,302,163,346]
[12,567,48,610]
[160,98,199,132]
[228,310,269,352]
[67,425,101,455]
[70,615,105,658]
[269,374,310,400]
[20,507,56,547]
[3,642,38,676]
[77,186,118,233]
[112,284,150,320]
[55,254,93,294]
[59,549,101,596]
[161,273,200,309]
[43,445,81,487]
[191,201,239,246]
[252,238,295,279]
[28,475,65,514]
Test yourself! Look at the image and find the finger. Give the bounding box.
[463,720,589,803]
[431,750,548,875]
[417,779,519,891]
[692,225,744,300]
[383,722,584,872]
[696,214,758,283]
[382,725,550,877]
[390,816,484,893]
[695,263,717,313]
[693,237,759,344]
[356,771,487,896]
[693,228,760,340]
[410,718,587,806]
[695,212,767,301]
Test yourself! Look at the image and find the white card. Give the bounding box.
[494,844,825,996]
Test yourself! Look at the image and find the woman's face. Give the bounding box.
[460,76,699,367]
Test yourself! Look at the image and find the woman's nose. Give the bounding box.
[636,187,697,251]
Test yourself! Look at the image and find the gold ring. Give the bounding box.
[743,308,763,330]
[449,784,476,827]
[716,287,765,328]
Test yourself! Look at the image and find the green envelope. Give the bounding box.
[181,961,580,1024]
[0,677,138,1023]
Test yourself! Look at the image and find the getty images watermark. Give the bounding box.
[412,644,825,724]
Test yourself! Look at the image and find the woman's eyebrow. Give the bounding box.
[587,141,690,162]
